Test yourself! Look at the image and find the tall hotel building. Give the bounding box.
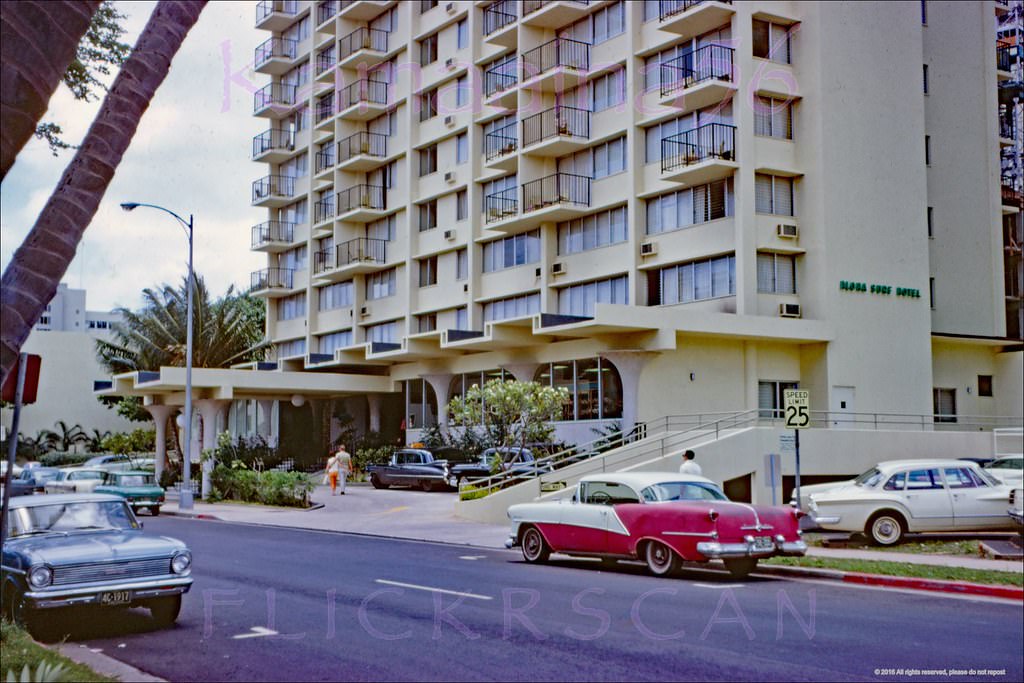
[104,0,1022,502]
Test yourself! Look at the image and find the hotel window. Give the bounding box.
[276,338,306,359]
[420,87,438,122]
[457,19,468,49]
[925,135,931,165]
[456,134,468,164]
[645,104,733,162]
[419,256,438,287]
[281,198,307,225]
[419,200,438,232]
[283,15,310,43]
[483,292,541,322]
[650,254,735,305]
[368,111,398,137]
[557,136,626,179]
[278,244,307,271]
[755,174,794,216]
[752,19,791,64]
[318,330,352,354]
[420,32,438,66]
[978,375,994,397]
[562,1,625,45]
[482,230,541,272]
[455,75,469,108]
[923,64,929,94]
[417,314,437,333]
[588,68,625,112]
[533,358,623,421]
[420,0,438,13]
[929,277,935,308]
[456,248,468,280]
[754,97,792,139]
[933,388,957,423]
[419,144,438,176]
[366,215,396,242]
[558,206,628,255]
[318,281,353,310]
[281,152,308,179]
[367,268,396,300]
[647,180,732,234]
[366,320,399,344]
[291,104,309,132]
[282,60,309,89]
[759,381,798,418]
[921,0,927,24]
[455,306,468,330]
[757,252,798,294]
[456,190,468,221]
[277,292,306,321]
[927,207,934,237]
[557,275,628,317]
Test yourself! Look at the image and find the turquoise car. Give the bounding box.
[94,471,165,516]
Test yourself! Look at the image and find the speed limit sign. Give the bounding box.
[783,389,810,429]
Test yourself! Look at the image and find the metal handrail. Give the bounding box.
[251,221,295,248]
[522,172,591,213]
[521,37,590,81]
[250,267,294,291]
[522,106,590,148]
[483,1,516,35]
[661,122,736,173]
[316,0,337,25]
[339,27,389,61]
[337,184,386,212]
[523,0,589,17]
[314,197,335,224]
[484,188,517,223]
[252,128,294,158]
[251,175,295,203]
[337,131,388,163]
[659,44,734,97]
[997,44,1014,72]
[315,147,335,173]
[256,0,299,24]
[254,83,297,113]
[658,0,732,22]
[484,60,517,97]
[255,37,298,67]
[316,94,335,124]
[484,123,517,161]
[316,48,336,76]
[339,79,389,108]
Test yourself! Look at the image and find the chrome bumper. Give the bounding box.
[811,514,841,525]
[696,540,807,559]
[505,533,518,549]
[25,576,193,609]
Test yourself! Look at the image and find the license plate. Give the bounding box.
[99,591,131,606]
[134,500,154,505]
[753,536,774,550]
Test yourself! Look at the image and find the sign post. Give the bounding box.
[1,353,41,559]
[783,389,810,509]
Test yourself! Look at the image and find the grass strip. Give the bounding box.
[0,620,114,682]
[763,556,1024,587]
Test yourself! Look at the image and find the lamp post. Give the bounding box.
[120,202,195,510]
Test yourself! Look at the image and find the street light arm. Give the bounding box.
[120,202,192,235]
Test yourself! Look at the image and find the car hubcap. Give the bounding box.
[524,531,541,559]
[874,518,898,542]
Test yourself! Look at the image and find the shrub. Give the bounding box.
[208,460,314,508]
[352,445,393,476]
[101,429,155,454]
[39,452,91,467]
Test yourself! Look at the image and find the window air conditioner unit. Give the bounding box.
[446,2,456,15]
[551,262,566,275]
[777,223,799,239]
[444,115,456,128]
[535,267,542,278]
[779,303,802,318]
[444,171,456,184]
[360,305,371,318]
[444,229,456,241]
[445,57,456,71]
[640,241,657,256]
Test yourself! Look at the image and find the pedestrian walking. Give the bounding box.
[679,449,702,476]
[325,450,341,495]
[335,444,352,495]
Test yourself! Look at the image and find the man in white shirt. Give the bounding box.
[679,450,702,476]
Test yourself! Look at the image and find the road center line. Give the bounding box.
[375,579,493,600]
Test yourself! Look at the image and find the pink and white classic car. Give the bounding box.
[506,472,807,578]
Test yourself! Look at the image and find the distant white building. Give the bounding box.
[35,283,123,333]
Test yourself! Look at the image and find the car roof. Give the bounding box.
[58,467,108,474]
[108,470,155,476]
[874,459,984,470]
[578,472,718,489]
[7,492,125,508]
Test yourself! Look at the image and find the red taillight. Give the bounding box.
[159,495,166,502]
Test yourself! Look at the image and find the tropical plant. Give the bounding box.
[447,380,569,453]
[40,421,88,453]
[100,428,155,455]
[0,1,207,387]
[84,428,112,453]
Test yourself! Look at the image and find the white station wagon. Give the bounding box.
[809,459,1015,545]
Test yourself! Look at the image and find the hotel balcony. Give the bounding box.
[521,1,591,29]
[483,188,518,225]
[254,83,297,118]
[521,105,590,157]
[255,0,300,32]
[1003,176,1023,214]
[252,128,295,163]
[255,37,298,75]
[339,0,397,22]
[337,79,389,121]
[315,94,335,128]
[660,122,738,184]
[997,44,1015,81]
[658,44,736,111]
[338,27,389,69]
[314,197,336,226]
[1000,115,1016,148]
[251,174,296,207]
[520,38,590,93]
[316,0,338,30]
[250,268,294,297]
[658,1,735,38]
[484,61,518,108]
[337,131,389,171]
[337,184,387,221]
[315,48,336,81]
[313,237,388,281]
[483,1,517,48]
[251,221,295,253]
[314,147,336,177]
[483,123,517,171]
[522,172,591,219]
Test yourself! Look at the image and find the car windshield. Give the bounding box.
[854,468,884,487]
[116,475,154,487]
[989,458,1023,470]
[76,471,105,480]
[641,482,729,502]
[7,501,139,537]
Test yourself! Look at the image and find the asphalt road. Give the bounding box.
[36,518,1024,682]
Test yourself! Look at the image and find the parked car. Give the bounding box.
[809,460,1015,545]
[984,455,1023,487]
[447,447,553,488]
[7,467,62,497]
[1,493,192,633]
[81,454,155,472]
[506,472,807,579]
[94,470,166,516]
[1009,488,1023,531]
[368,447,466,491]
[1,461,23,479]
[44,468,108,494]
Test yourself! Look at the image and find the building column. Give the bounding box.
[195,398,231,500]
[599,351,659,439]
[366,394,383,433]
[501,362,541,384]
[421,374,453,429]
[257,399,275,447]
[744,342,759,414]
[144,404,177,484]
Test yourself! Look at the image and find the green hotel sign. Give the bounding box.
[839,280,922,298]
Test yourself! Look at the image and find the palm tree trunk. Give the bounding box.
[0,0,207,387]
[0,1,100,180]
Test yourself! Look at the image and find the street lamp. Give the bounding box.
[121,201,195,510]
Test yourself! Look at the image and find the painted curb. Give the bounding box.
[51,643,166,682]
[755,564,1023,600]
[158,509,222,521]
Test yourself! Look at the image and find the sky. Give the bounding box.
[0,1,266,312]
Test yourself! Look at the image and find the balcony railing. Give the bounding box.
[315,147,335,173]
[659,44,734,97]
[522,106,590,148]
[338,27,389,61]
[252,175,295,203]
[317,0,337,25]
[523,0,590,16]
[338,79,389,109]
[521,37,590,79]
[484,123,517,161]
[483,1,517,34]
[256,0,299,24]
[251,268,294,291]
[314,197,336,223]
[484,188,518,223]
[314,238,387,273]
[661,122,736,173]
[522,172,591,213]
[484,60,518,97]
[255,37,298,68]
[1003,176,1022,208]
[316,94,335,123]
[251,221,295,248]
[252,128,294,158]
[254,83,297,113]
[338,184,386,212]
[997,44,1014,72]
[1001,115,1017,140]
[316,49,336,76]
[659,0,730,22]
[337,131,388,163]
